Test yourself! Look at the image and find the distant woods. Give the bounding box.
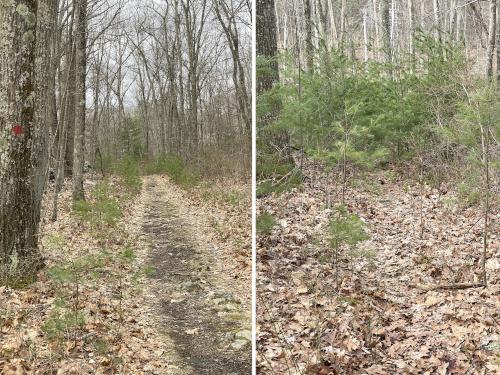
[260,0,500,79]
[81,0,252,175]
[0,0,251,274]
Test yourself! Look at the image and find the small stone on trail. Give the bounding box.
[231,339,249,350]
[235,330,251,341]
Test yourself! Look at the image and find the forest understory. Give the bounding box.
[0,172,251,374]
[257,156,499,374]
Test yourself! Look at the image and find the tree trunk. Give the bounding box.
[486,0,497,78]
[433,0,443,48]
[72,0,87,201]
[257,0,279,94]
[497,4,500,82]
[340,0,346,53]
[372,0,380,61]
[65,44,77,176]
[90,45,103,167]
[214,0,251,134]
[363,8,369,62]
[382,0,393,76]
[304,0,314,73]
[0,0,49,270]
[408,0,416,72]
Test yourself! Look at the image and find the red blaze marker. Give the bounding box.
[12,123,24,136]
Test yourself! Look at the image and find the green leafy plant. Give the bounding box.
[72,181,122,228]
[224,191,245,206]
[41,307,85,343]
[114,156,142,194]
[120,245,136,263]
[257,212,277,235]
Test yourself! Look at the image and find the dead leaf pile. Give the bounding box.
[257,157,499,374]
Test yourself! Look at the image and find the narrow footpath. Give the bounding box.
[141,176,251,374]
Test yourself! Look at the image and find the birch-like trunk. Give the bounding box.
[433,0,442,45]
[372,0,380,61]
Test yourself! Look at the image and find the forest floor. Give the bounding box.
[1,172,251,374]
[257,157,499,374]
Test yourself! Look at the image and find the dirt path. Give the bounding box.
[140,176,251,374]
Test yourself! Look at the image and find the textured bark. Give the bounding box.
[257,0,278,94]
[382,0,392,64]
[497,4,500,82]
[408,0,415,71]
[0,0,53,270]
[64,44,76,176]
[72,0,87,201]
[486,0,497,78]
[304,0,313,73]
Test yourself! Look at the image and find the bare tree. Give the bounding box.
[214,0,251,133]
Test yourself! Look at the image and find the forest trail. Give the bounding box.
[140,176,251,374]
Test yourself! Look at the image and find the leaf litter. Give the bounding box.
[257,157,499,374]
[1,172,251,374]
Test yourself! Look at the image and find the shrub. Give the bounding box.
[42,308,85,342]
[114,156,142,194]
[120,245,136,263]
[72,181,122,228]
[257,212,276,235]
[143,155,200,188]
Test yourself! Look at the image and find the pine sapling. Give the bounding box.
[328,205,369,290]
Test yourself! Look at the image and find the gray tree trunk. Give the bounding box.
[0,0,54,271]
[257,0,279,93]
[486,0,497,78]
[72,0,87,201]
[304,0,314,73]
